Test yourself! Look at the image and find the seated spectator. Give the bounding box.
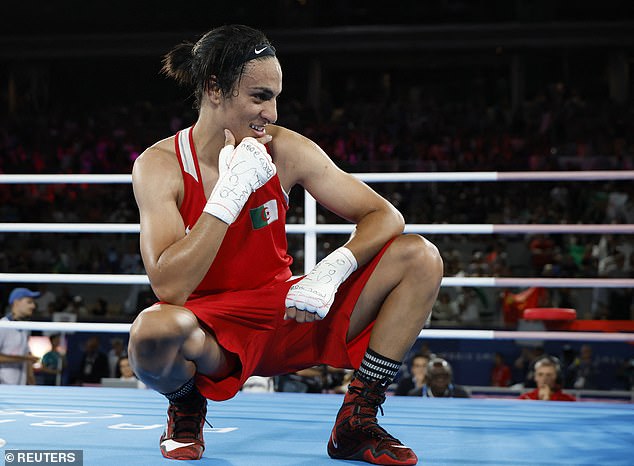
[117,356,145,389]
[513,346,545,388]
[73,336,109,385]
[519,356,575,401]
[394,352,430,396]
[107,337,126,378]
[408,357,470,398]
[490,352,511,387]
[568,344,599,390]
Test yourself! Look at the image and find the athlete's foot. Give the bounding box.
[160,392,207,460]
[328,377,417,465]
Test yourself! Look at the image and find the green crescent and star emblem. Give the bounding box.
[249,199,278,229]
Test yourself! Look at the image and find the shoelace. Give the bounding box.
[347,384,401,444]
[170,402,213,438]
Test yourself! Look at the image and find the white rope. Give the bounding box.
[0,273,150,285]
[2,222,631,234]
[1,320,631,342]
[0,321,131,333]
[0,223,140,233]
[0,174,132,184]
[2,170,633,184]
[0,273,631,288]
[358,170,634,182]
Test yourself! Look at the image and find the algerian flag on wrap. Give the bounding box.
[249,199,279,230]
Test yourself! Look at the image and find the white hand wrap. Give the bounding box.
[203,137,276,224]
[285,247,358,319]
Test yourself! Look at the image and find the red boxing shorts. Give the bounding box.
[189,240,392,401]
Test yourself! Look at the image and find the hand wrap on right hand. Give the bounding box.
[285,246,358,319]
[203,137,276,224]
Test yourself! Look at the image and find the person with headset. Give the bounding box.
[519,356,576,401]
[408,357,470,398]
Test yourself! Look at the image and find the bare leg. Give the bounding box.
[128,304,236,394]
[327,235,443,465]
[348,234,444,361]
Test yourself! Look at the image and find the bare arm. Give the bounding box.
[132,145,229,305]
[272,127,404,266]
[0,353,38,364]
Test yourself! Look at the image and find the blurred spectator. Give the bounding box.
[559,345,578,389]
[34,285,56,320]
[117,356,145,389]
[73,336,109,385]
[408,357,470,398]
[64,295,89,319]
[490,352,511,387]
[519,356,575,401]
[529,234,556,275]
[0,288,41,385]
[394,352,430,396]
[38,333,65,386]
[431,292,459,324]
[456,288,487,325]
[567,344,599,390]
[107,337,126,378]
[91,298,109,317]
[513,346,545,388]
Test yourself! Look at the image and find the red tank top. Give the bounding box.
[174,127,293,296]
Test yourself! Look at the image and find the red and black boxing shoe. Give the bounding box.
[160,392,208,460]
[328,377,418,465]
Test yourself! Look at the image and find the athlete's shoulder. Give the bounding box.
[132,135,180,180]
[267,124,323,158]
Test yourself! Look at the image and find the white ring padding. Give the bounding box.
[2,223,631,234]
[0,320,631,342]
[1,273,632,288]
[0,273,150,284]
[0,223,140,233]
[0,321,130,333]
[1,170,633,184]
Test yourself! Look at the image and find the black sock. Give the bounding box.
[356,348,402,385]
[164,377,203,405]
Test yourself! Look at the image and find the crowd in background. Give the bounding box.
[1,81,632,325]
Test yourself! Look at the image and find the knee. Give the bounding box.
[394,234,444,285]
[128,305,198,362]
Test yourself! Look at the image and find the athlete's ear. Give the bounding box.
[206,77,222,104]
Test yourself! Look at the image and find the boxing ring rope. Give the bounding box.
[1,223,632,234]
[0,320,631,342]
[1,272,632,289]
[2,170,633,343]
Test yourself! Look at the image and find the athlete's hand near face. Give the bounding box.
[203,130,276,224]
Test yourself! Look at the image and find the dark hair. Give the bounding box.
[162,24,274,109]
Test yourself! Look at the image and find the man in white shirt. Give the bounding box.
[0,287,40,384]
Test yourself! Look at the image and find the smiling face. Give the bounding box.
[218,57,282,142]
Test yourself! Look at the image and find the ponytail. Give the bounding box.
[161,41,195,86]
